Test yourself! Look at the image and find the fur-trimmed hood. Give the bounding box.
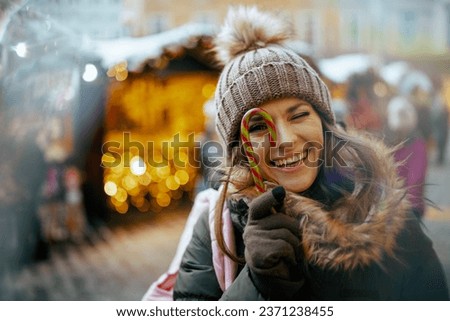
[227,134,411,272]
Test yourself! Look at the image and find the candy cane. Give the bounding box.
[240,108,277,193]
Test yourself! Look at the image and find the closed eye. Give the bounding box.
[290,112,310,121]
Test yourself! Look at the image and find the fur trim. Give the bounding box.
[215,6,293,64]
[229,135,410,271]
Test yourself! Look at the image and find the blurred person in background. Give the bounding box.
[407,84,433,149]
[345,72,382,135]
[431,78,449,166]
[385,96,427,220]
[331,97,349,130]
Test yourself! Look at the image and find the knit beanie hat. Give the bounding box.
[214,6,335,156]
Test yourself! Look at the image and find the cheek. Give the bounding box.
[310,132,324,154]
[305,124,324,146]
[302,125,324,162]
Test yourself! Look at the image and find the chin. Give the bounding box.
[283,183,312,194]
[267,167,318,194]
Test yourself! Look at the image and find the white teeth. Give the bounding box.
[273,153,305,167]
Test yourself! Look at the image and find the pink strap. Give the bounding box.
[208,188,237,291]
[142,273,177,301]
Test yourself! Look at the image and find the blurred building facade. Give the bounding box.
[5,0,450,58]
[122,0,450,59]
[34,0,124,39]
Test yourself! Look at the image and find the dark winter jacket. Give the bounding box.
[173,137,449,301]
[173,200,448,300]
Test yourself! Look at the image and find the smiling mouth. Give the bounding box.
[271,152,307,168]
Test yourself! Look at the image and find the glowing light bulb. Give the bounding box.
[104,181,118,196]
[130,156,146,176]
[137,172,151,185]
[116,202,129,214]
[156,193,171,207]
[174,170,189,185]
[15,42,27,58]
[156,166,171,179]
[83,63,98,82]
[165,176,180,190]
[114,188,128,202]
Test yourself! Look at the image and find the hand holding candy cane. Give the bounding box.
[240,108,277,193]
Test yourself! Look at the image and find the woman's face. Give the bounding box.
[245,97,324,193]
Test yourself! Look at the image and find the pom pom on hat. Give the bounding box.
[215,6,293,65]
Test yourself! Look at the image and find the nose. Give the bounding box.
[275,122,296,151]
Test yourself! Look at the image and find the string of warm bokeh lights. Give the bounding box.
[102,145,197,214]
[102,62,217,214]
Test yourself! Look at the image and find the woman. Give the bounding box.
[173,6,448,300]
[385,95,428,219]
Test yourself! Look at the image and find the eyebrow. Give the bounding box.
[287,102,309,114]
[249,115,264,122]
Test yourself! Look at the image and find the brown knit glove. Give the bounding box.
[243,186,304,299]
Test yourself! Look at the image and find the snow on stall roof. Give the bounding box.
[318,54,378,83]
[92,23,216,71]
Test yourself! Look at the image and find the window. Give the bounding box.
[399,10,417,46]
[340,10,362,51]
[297,10,318,46]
